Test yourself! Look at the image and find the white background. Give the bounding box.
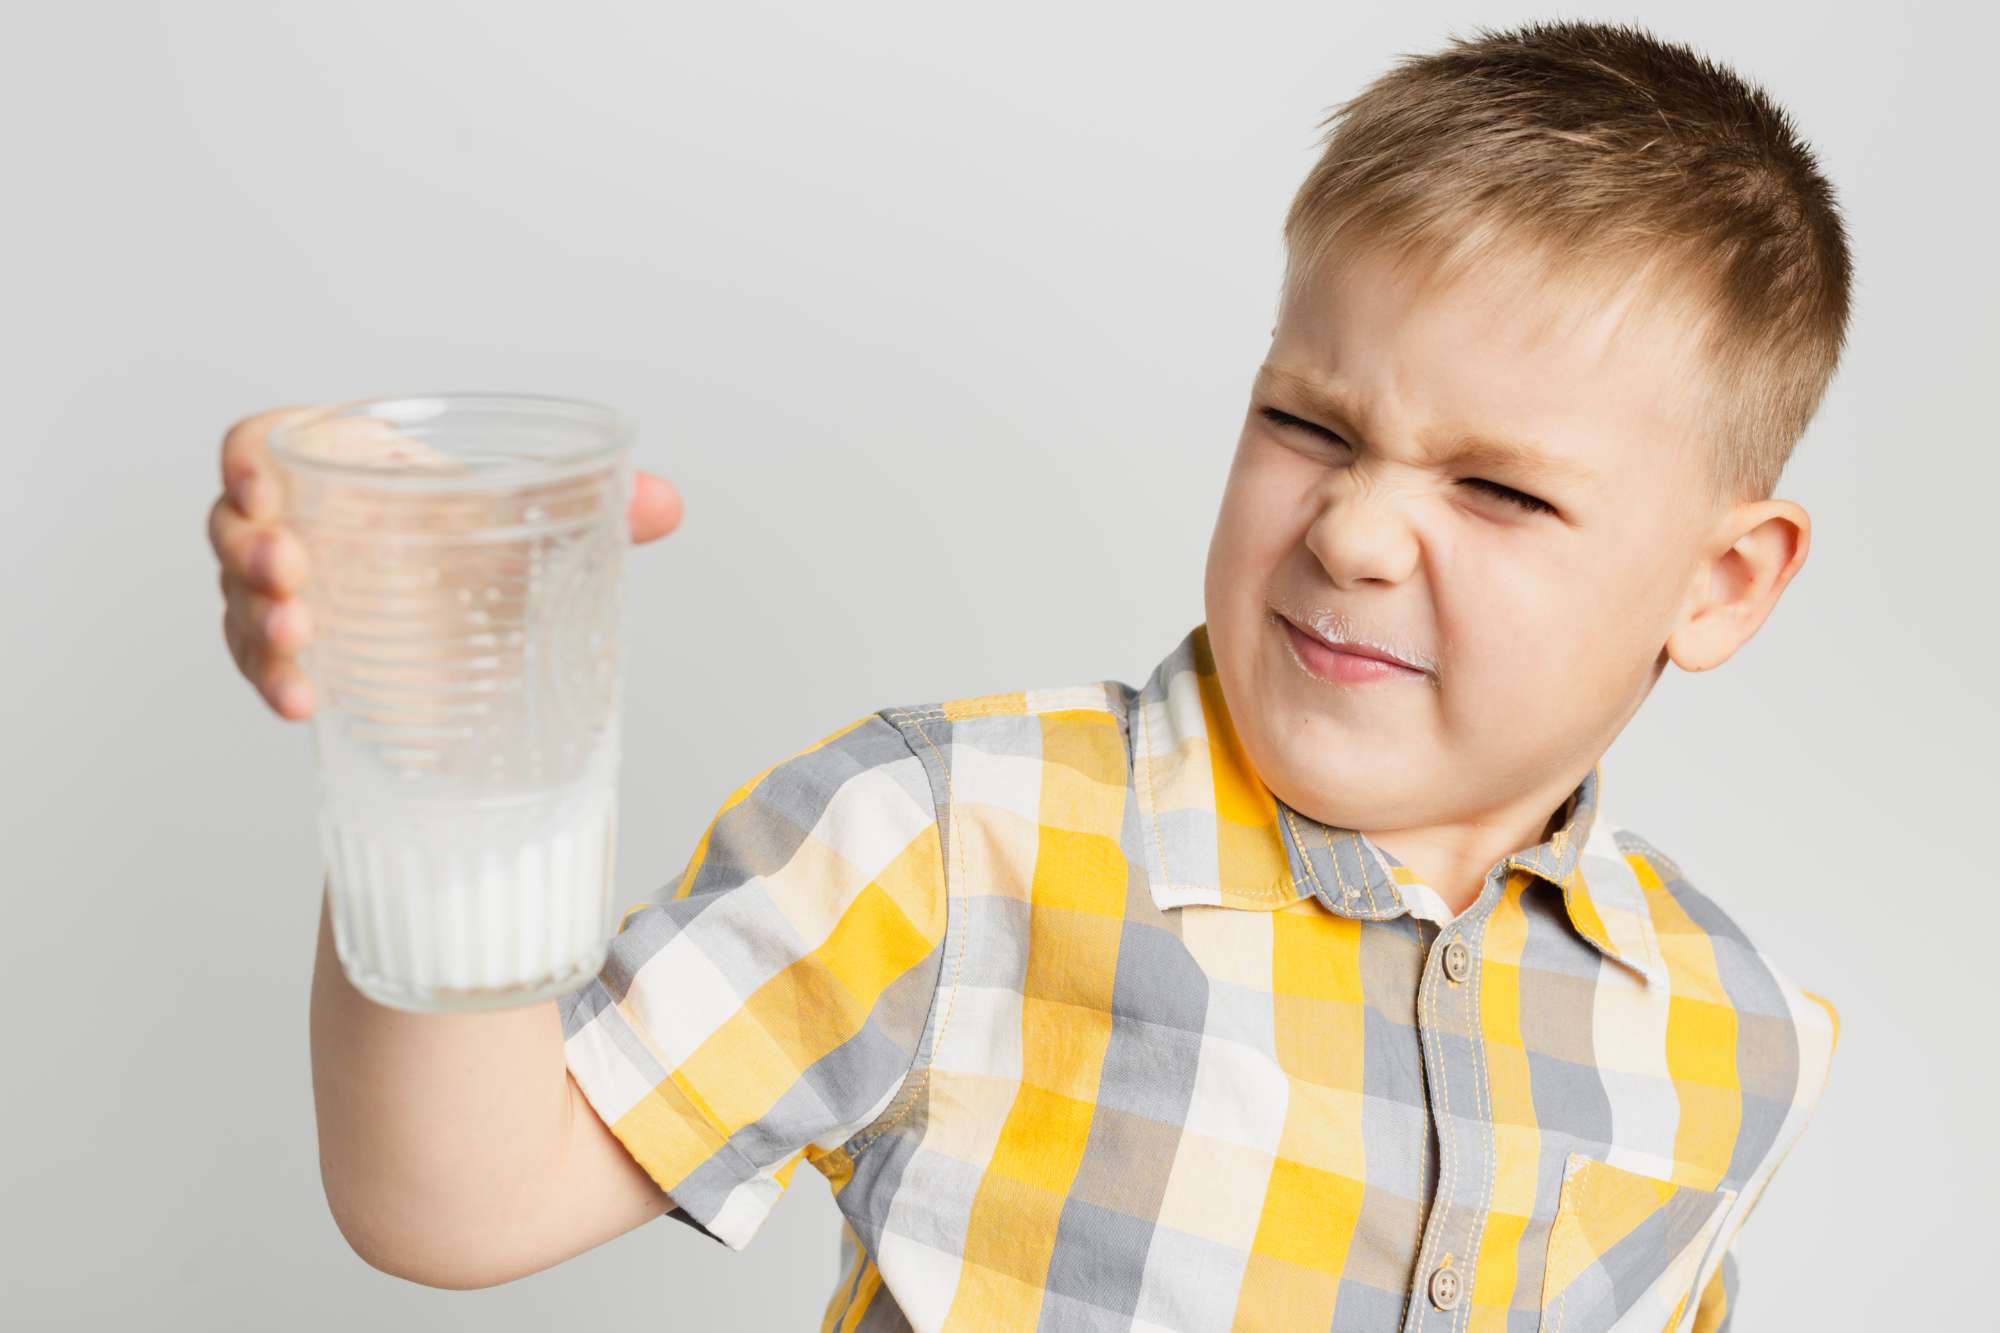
[6,1,1994,1327]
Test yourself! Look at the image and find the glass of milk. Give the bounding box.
[269,394,635,1013]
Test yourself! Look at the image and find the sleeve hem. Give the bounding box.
[562,978,776,1251]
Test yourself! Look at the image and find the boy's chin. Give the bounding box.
[1257,755,1424,831]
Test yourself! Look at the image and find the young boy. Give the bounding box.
[210,18,1845,1332]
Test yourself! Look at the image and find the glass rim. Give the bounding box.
[267,391,637,481]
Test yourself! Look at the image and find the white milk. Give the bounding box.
[317,731,620,1013]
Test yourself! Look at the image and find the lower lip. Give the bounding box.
[1280,617,1428,685]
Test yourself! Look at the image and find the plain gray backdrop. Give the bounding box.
[7,1,1994,1327]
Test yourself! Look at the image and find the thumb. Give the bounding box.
[627,470,683,544]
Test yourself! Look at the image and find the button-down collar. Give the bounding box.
[1130,623,1659,981]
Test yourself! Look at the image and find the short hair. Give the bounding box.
[1281,20,1854,506]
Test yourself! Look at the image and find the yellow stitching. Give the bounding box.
[1427,933,1454,1331]
[1551,1158,1594,1333]
[1362,834,1405,916]
[1383,849,1406,914]
[1347,824,1386,915]
[1282,806,1344,907]
[1279,806,1329,903]
[1414,899,1456,1332]
[1324,821,1358,908]
[1453,878,1500,1333]
[1412,922,1427,1318]
[1321,822,1354,907]
[1353,826,1386,915]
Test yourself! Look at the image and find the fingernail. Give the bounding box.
[277,680,311,715]
[252,534,277,587]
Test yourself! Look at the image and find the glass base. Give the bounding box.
[342,944,607,1014]
[318,775,620,1014]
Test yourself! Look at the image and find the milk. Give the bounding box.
[316,729,620,1012]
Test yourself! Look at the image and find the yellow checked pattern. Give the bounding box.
[560,624,1837,1331]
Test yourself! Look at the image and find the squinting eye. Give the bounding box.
[1261,405,1557,517]
[1461,478,1555,515]
[1258,406,1347,446]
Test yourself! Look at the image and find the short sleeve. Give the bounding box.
[1686,986,1838,1331]
[1690,1246,1738,1331]
[559,710,949,1251]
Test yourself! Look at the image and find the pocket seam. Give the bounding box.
[1547,1155,1595,1333]
[1541,1153,1737,1333]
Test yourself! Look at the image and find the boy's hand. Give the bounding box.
[206,405,682,721]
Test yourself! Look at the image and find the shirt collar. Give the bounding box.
[1129,623,1659,982]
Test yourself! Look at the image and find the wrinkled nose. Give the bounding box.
[1303,474,1422,589]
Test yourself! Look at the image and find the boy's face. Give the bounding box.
[1204,247,1754,837]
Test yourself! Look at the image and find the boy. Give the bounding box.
[209,18,1846,1332]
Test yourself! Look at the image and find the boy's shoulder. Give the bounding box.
[1602,822,1838,1008]
[877,677,1136,729]
[1590,819,1840,1104]
[730,676,1135,820]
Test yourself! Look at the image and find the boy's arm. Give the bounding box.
[311,708,948,1285]
[309,883,664,1289]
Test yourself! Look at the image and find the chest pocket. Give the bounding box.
[1539,1154,1737,1332]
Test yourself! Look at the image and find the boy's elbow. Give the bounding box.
[324,1192,564,1291]
[325,1199,423,1285]
[328,1208,512,1290]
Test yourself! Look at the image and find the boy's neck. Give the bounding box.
[1367,793,1573,917]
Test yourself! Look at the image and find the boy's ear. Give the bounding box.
[1663,499,1812,673]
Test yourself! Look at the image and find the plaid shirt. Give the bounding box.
[561,623,1838,1332]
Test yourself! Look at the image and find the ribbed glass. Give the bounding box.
[270,394,635,1013]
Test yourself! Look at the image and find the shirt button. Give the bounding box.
[1442,938,1472,983]
[1428,1263,1462,1311]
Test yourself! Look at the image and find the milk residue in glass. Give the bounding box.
[316,730,620,1009]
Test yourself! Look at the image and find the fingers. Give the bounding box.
[216,405,325,721]
[216,406,664,725]
[263,659,317,720]
[221,590,317,719]
[230,580,315,656]
[220,404,321,501]
[628,470,684,544]
[207,492,308,596]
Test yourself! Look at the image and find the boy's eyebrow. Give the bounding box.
[1255,363,1598,486]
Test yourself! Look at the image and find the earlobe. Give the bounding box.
[1662,627,1715,673]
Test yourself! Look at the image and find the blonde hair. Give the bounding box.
[1282,20,1854,505]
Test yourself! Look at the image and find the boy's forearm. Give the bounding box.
[308,877,573,1283]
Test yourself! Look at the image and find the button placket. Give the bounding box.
[1402,869,1504,1332]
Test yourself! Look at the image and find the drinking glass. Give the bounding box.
[268,393,636,1013]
